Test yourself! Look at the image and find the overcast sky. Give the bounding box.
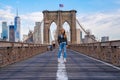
[0,0,120,40]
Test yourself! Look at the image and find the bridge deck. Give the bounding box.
[0,49,120,80]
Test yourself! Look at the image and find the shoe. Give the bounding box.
[64,58,66,63]
[58,58,60,63]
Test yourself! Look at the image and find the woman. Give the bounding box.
[57,28,68,63]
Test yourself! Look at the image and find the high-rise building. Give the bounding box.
[24,30,33,43]
[1,22,8,41]
[23,35,28,42]
[33,22,42,44]
[0,33,2,41]
[65,31,71,44]
[0,33,1,38]
[14,10,21,42]
[66,31,70,41]
[80,31,82,43]
[9,25,15,42]
[83,35,96,43]
[101,36,109,42]
[76,29,82,44]
[83,30,96,43]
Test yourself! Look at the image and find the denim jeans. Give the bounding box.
[58,42,67,58]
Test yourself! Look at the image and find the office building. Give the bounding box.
[76,29,82,44]
[80,31,82,43]
[14,10,21,42]
[33,22,42,44]
[24,30,33,43]
[101,36,109,42]
[23,35,28,42]
[83,34,96,43]
[66,31,70,41]
[9,25,15,42]
[2,22,8,41]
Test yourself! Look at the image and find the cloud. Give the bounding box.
[77,10,120,40]
[21,12,43,22]
[0,6,14,20]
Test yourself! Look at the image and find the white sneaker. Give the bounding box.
[58,58,60,63]
[64,58,66,63]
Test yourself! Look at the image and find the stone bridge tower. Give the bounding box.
[43,10,77,44]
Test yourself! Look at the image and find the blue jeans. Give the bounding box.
[58,42,67,58]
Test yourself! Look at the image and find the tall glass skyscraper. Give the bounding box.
[14,11,21,42]
[2,22,8,40]
[9,25,15,42]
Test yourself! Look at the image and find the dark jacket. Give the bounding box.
[57,34,67,45]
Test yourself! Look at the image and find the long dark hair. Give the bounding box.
[60,28,67,39]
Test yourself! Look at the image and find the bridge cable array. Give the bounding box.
[76,19,98,42]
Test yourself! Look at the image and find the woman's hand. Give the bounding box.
[66,45,68,48]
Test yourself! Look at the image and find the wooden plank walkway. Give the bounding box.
[0,49,120,80]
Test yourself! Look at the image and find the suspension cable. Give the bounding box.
[76,19,98,42]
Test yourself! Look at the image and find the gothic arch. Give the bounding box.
[62,20,71,28]
[49,22,57,43]
[49,20,57,29]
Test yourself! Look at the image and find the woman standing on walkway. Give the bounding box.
[57,28,68,63]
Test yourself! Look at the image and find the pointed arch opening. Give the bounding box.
[49,22,57,44]
[62,22,71,42]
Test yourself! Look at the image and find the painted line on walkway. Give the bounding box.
[71,50,120,70]
[56,54,68,80]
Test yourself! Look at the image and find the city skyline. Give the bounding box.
[0,0,120,40]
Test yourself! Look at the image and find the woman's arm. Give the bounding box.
[57,35,60,45]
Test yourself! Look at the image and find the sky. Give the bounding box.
[0,0,120,41]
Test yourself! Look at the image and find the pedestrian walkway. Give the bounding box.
[66,50,120,80]
[0,49,120,80]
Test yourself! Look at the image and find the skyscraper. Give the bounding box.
[76,29,82,44]
[66,31,70,41]
[14,10,21,42]
[2,22,8,40]
[33,22,42,44]
[101,36,109,42]
[83,34,96,43]
[80,31,82,43]
[9,25,15,42]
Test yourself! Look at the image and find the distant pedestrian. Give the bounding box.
[57,28,68,63]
